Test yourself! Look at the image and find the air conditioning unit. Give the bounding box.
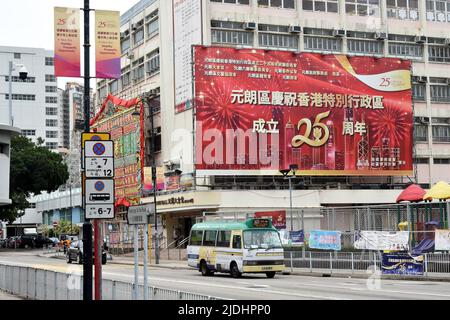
[332,29,346,37]
[289,25,301,34]
[131,23,138,31]
[120,32,126,39]
[375,32,387,40]
[415,35,427,44]
[127,52,135,60]
[445,38,450,46]
[149,88,159,96]
[416,76,427,83]
[244,22,257,30]
[419,117,430,124]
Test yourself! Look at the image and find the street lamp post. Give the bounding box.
[280,164,298,232]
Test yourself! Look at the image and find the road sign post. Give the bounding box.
[127,204,155,301]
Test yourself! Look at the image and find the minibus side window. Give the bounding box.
[232,235,242,249]
[189,230,203,246]
[203,230,217,247]
[217,231,231,248]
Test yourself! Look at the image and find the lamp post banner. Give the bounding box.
[193,46,413,176]
[54,7,81,77]
[95,10,121,79]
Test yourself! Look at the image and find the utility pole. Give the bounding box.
[82,0,93,301]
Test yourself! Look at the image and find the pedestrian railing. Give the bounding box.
[284,251,450,277]
[0,263,222,300]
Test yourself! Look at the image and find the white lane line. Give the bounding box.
[101,271,349,300]
[295,282,450,298]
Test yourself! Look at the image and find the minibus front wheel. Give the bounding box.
[230,262,242,278]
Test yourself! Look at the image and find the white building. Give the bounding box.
[0,46,59,150]
[95,0,450,244]
[0,124,20,207]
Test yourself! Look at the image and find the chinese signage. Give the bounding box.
[91,95,144,206]
[173,0,202,113]
[308,230,342,251]
[255,211,286,230]
[95,10,121,79]
[435,229,450,251]
[382,253,424,275]
[194,46,413,176]
[354,231,409,251]
[54,7,80,77]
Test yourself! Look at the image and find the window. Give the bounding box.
[203,230,217,246]
[189,230,203,245]
[45,57,54,66]
[302,0,339,12]
[258,25,299,50]
[45,96,58,104]
[46,131,58,139]
[45,86,57,93]
[434,158,450,164]
[21,130,36,136]
[121,70,131,88]
[109,80,118,95]
[14,53,21,59]
[98,86,107,101]
[258,0,295,8]
[232,235,242,249]
[432,125,450,142]
[5,94,35,101]
[430,84,450,102]
[216,231,231,247]
[133,57,145,81]
[154,127,162,152]
[414,158,430,164]
[211,0,250,4]
[387,0,419,20]
[121,37,131,54]
[133,20,145,45]
[146,50,160,75]
[347,39,383,55]
[415,124,428,142]
[426,0,450,22]
[46,142,58,150]
[412,83,426,101]
[346,0,380,16]
[211,20,254,46]
[389,42,423,59]
[45,74,56,82]
[146,10,159,39]
[46,119,58,127]
[429,45,450,63]
[46,107,58,116]
[5,76,35,83]
[304,29,342,52]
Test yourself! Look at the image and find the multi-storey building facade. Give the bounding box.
[95,0,450,245]
[0,46,60,150]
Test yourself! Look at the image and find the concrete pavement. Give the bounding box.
[0,290,22,300]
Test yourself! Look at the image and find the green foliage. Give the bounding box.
[0,136,69,222]
[54,220,80,237]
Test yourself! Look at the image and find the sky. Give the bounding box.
[0,0,142,88]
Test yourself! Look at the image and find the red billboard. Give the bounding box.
[194,46,413,176]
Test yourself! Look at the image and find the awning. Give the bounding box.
[396,184,426,203]
[423,181,450,201]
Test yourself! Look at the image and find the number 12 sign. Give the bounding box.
[84,140,115,178]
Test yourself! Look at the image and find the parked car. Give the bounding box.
[66,240,107,265]
[7,236,19,248]
[49,237,59,247]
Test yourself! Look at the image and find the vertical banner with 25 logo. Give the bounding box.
[54,7,81,77]
[95,10,121,79]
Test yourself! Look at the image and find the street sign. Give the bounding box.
[85,179,114,205]
[127,204,155,225]
[85,204,115,219]
[84,141,114,178]
[81,133,110,170]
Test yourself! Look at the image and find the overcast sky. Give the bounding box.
[1,0,142,88]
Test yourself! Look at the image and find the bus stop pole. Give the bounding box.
[134,225,139,300]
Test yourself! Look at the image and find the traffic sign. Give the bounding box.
[127,204,155,225]
[85,179,114,205]
[85,204,115,219]
[84,141,114,178]
[81,133,110,170]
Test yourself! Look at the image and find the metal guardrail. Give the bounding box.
[284,251,450,276]
[0,263,222,300]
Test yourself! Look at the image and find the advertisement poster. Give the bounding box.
[54,7,80,77]
[91,95,144,206]
[143,167,166,193]
[95,10,121,79]
[173,0,202,113]
[255,211,286,230]
[354,231,409,251]
[435,229,450,251]
[382,253,424,275]
[309,230,341,251]
[194,46,413,176]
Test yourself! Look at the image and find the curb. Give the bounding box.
[109,260,192,270]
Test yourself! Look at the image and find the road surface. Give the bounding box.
[0,250,449,300]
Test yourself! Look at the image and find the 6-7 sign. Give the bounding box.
[85,204,114,219]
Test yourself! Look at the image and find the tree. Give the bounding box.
[54,220,80,237]
[0,136,69,223]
